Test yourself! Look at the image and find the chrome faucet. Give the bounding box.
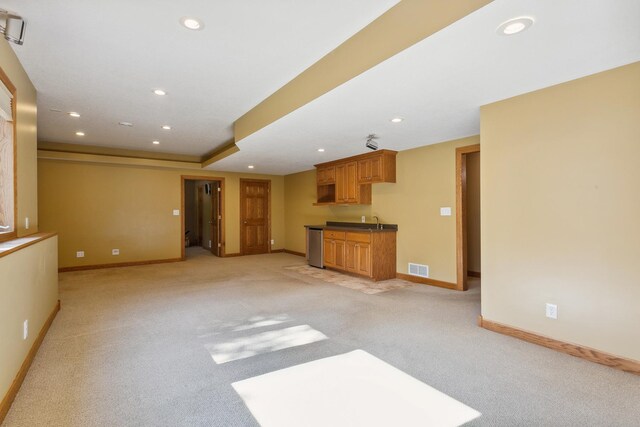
[373,216,380,230]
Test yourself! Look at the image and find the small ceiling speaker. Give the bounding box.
[0,10,25,45]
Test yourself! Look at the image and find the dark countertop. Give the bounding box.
[305,222,398,232]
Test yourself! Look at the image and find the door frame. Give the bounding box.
[239,178,271,255]
[455,144,480,291]
[181,175,226,260]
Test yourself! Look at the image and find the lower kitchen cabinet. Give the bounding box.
[323,230,396,281]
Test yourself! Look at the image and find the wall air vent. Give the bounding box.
[408,263,429,278]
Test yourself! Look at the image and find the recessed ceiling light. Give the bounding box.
[161,125,171,130]
[49,108,62,113]
[317,148,325,152]
[390,117,404,123]
[119,121,133,127]
[153,89,167,96]
[180,17,203,30]
[152,140,160,145]
[69,112,80,118]
[497,17,534,36]
[75,131,85,136]
[248,165,255,169]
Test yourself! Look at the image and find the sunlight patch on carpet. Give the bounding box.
[233,350,481,427]
[205,324,327,364]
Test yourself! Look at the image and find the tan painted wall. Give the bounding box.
[284,135,480,283]
[38,160,285,268]
[481,62,640,360]
[466,152,481,273]
[0,236,59,401]
[0,40,59,405]
[0,39,38,235]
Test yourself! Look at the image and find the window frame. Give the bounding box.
[0,65,17,243]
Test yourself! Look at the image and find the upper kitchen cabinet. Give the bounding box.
[314,150,396,205]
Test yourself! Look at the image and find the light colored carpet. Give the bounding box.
[3,247,639,426]
[283,264,414,294]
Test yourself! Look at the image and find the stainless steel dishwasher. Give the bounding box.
[306,227,324,268]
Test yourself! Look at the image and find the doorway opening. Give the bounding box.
[181,176,225,259]
[455,145,481,291]
[240,179,271,255]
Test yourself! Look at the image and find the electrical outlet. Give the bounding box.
[25,217,29,229]
[361,216,366,223]
[545,303,558,319]
[76,251,85,258]
[209,240,212,248]
[23,319,28,340]
[440,207,452,216]
[112,249,120,256]
[173,209,180,216]
[271,239,275,245]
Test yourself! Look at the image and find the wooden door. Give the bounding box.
[240,179,270,255]
[197,185,203,247]
[211,181,221,256]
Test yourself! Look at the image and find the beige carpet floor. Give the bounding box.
[3,248,639,426]
[283,264,414,294]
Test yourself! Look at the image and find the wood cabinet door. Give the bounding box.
[334,239,346,268]
[345,241,357,272]
[358,159,371,183]
[318,166,336,184]
[335,164,346,203]
[345,161,358,203]
[356,243,372,277]
[323,238,335,267]
[369,156,383,182]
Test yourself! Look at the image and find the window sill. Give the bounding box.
[0,232,57,259]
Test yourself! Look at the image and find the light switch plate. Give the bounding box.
[76,251,85,258]
[440,207,452,216]
[173,209,180,216]
[112,249,120,256]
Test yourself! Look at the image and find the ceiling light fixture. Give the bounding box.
[248,165,255,169]
[119,121,133,127]
[366,134,379,151]
[317,148,325,152]
[161,125,171,130]
[75,131,85,136]
[153,89,167,96]
[152,140,160,145]
[0,9,25,45]
[69,112,80,118]
[180,17,203,30]
[497,17,534,36]
[390,117,404,123]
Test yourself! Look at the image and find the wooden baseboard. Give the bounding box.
[0,300,61,423]
[283,249,306,257]
[478,315,640,375]
[468,270,481,278]
[223,252,241,257]
[59,258,182,272]
[396,273,457,290]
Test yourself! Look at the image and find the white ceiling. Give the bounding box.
[4,0,399,155]
[211,0,640,175]
[5,0,640,174]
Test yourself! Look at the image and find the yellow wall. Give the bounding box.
[0,39,38,235]
[38,160,285,268]
[284,135,480,283]
[0,236,59,401]
[0,40,59,406]
[466,152,481,273]
[481,61,640,360]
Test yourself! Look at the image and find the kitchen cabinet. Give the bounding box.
[323,229,395,281]
[315,150,396,205]
[323,230,345,268]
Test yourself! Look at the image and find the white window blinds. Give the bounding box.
[0,79,12,121]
